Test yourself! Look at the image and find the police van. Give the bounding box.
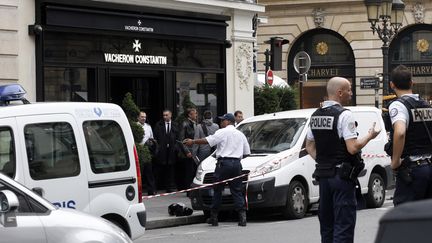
[0,84,145,239]
[189,106,393,219]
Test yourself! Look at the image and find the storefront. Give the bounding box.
[256,0,432,108]
[26,0,263,121]
[390,24,432,104]
[287,29,355,108]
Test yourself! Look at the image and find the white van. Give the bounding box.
[189,106,394,219]
[0,85,145,239]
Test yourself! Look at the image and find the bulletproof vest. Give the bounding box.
[398,96,432,157]
[310,105,351,167]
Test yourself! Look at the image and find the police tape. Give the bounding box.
[142,151,389,200]
[142,173,250,200]
[361,153,389,158]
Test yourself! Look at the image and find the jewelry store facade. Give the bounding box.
[257,0,432,108]
[0,0,263,120]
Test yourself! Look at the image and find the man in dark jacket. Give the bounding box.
[153,109,180,193]
[178,107,200,190]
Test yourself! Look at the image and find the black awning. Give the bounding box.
[45,5,227,41]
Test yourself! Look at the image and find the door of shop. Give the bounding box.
[109,70,164,126]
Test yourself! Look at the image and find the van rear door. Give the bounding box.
[17,115,90,211]
[80,119,139,216]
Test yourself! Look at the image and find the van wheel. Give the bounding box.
[282,180,308,219]
[365,173,385,208]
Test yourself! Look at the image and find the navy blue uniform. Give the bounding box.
[308,102,358,243]
[389,95,432,205]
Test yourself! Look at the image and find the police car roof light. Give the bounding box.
[0,84,30,105]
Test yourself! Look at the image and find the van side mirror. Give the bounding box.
[0,190,19,213]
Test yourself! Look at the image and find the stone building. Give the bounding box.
[0,0,263,120]
[257,0,432,108]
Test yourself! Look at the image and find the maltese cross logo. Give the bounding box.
[138,20,142,26]
[132,40,141,52]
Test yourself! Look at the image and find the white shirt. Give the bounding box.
[389,94,420,128]
[206,125,251,159]
[138,122,153,144]
[165,121,171,133]
[306,101,358,141]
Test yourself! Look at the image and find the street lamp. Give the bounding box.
[364,0,405,95]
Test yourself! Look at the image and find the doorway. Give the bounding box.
[109,70,164,126]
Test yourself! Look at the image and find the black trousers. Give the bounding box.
[141,162,156,195]
[393,163,432,206]
[319,174,356,243]
[211,158,245,212]
[154,162,176,191]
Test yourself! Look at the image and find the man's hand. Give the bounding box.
[368,122,381,140]
[183,138,193,146]
[391,157,402,170]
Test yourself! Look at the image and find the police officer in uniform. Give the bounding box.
[388,65,432,206]
[183,113,250,227]
[306,77,379,243]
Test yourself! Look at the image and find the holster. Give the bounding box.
[395,158,413,185]
[339,152,365,181]
[313,163,336,180]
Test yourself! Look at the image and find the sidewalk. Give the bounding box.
[143,192,206,230]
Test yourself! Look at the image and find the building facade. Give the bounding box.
[0,0,263,121]
[257,0,432,108]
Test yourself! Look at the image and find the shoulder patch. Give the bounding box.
[390,108,398,118]
[348,122,356,133]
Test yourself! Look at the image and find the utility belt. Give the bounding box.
[216,157,241,168]
[314,160,365,182]
[395,154,432,185]
[404,155,432,168]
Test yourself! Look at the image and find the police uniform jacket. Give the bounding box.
[307,101,358,176]
[388,94,432,158]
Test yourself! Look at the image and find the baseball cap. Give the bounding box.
[218,113,235,122]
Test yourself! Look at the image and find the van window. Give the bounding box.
[0,128,15,178]
[25,123,80,180]
[83,120,130,173]
[352,111,383,137]
[238,118,307,153]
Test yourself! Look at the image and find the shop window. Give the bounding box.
[288,29,355,108]
[392,30,432,62]
[44,67,95,102]
[83,120,130,174]
[0,128,15,178]
[412,76,432,104]
[176,42,221,68]
[176,72,218,121]
[25,122,80,180]
[391,26,432,104]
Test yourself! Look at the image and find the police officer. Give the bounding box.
[183,113,250,227]
[388,65,432,206]
[306,77,379,243]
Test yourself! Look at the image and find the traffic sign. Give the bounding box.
[266,69,274,86]
[293,51,311,75]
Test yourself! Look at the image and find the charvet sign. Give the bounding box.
[307,66,352,79]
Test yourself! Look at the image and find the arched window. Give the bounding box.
[390,24,432,104]
[288,29,355,108]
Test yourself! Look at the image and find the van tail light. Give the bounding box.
[133,145,143,203]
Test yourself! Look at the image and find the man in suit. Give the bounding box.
[153,109,180,193]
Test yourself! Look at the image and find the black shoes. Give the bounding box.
[206,211,218,226]
[238,210,247,227]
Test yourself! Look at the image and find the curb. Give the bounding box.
[146,214,206,230]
